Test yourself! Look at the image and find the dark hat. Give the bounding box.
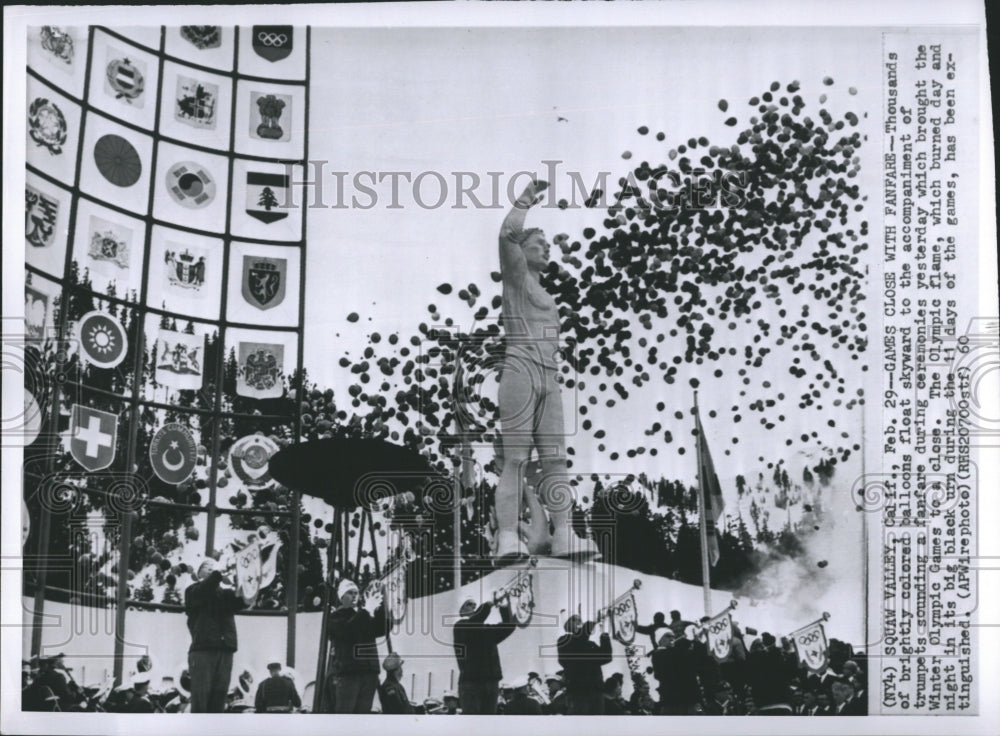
[563,614,582,632]
[267,661,282,670]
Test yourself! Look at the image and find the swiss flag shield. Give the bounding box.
[70,405,118,471]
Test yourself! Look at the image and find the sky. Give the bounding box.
[286,26,889,644]
[301,25,881,495]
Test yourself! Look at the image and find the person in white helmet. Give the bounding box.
[326,577,387,713]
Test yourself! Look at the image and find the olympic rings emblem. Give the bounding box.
[256,32,288,47]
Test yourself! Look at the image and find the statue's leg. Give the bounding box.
[535,370,600,558]
[495,362,535,559]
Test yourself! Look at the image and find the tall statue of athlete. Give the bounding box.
[495,179,599,560]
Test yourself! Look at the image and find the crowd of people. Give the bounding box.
[24,560,867,716]
[316,570,868,717]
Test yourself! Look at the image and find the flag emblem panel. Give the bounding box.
[252,26,293,62]
[166,160,216,208]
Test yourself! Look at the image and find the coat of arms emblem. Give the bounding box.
[180,26,221,50]
[250,93,290,141]
[155,330,205,390]
[26,186,59,248]
[105,55,145,105]
[88,217,130,269]
[28,98,68,155]
[237,343,284,398]
[175,76,218,129]
[242,256,286,310]
[166,247,207,291]
[40,26,74,65]
[25,286,48,342]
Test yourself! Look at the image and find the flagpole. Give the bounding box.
[695,390,712,618]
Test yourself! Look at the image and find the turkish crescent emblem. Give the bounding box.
[149,423,197,485]
[161,446,186,472]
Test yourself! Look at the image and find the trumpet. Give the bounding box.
[490,557,538,605]
[684,600,739,642]
[358,533,416,611]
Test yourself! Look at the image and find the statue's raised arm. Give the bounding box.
[498,180,548,279]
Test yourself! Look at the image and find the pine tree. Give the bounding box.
[162,584,181,605]
[135,573,155,602]
[258,187,279,211]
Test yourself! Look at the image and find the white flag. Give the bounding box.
[235,539,262,607]
[259,536,282,589]
[792,620,830,673]
[705,609,734,662]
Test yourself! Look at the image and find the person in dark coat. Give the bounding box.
[556,614,613,715]
[703,679,742,715]
[668,609,695,638]
[746,633,791,711]
[452,595,516,714]
[651,631,701,715]
[543,673,567,714]
[831,677,865,715]
[377,652,413,714]
[127,675,156,713]
[634,611,669,652]
[502,676,543,715]
[23,654,78,711]
[602,676,630,715]
[255,662,301,712]
[814,689,835,715]
[327,578,388,714]
[799,689,820,715]
[184,559,247,713]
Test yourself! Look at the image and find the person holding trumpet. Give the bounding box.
[452,590,516,714]
[327,577,388,714]
[184,557,247,713]
[556,613,613,715]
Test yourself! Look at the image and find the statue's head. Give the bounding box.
[513,227,549,271]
